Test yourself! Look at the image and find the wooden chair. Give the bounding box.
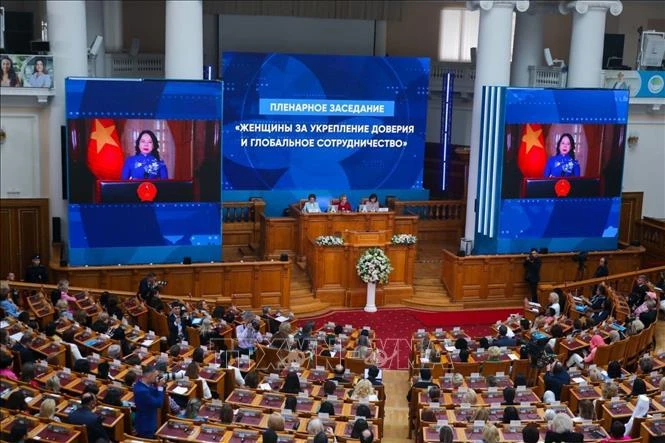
[510,359,531,384]
[593,341,614,367]
[346,356,368,375]
[611,338,627,364]
[185,326,201,348]
[451,362,481,377]
[623,332,642,369]
[480,360,511,377]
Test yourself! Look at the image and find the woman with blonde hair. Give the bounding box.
[462,388,478,405]
[38,398,61,422]
[471,407,490,423]
[267,412,285,432]
[45,375,61,393]
[602,382,620,400]
[487,346,501,361]
[350,378,376,401]
[199,317,219,346]
[482,424,500,443]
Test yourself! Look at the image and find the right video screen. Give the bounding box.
[501,122,626,199]
[498,121,626,247]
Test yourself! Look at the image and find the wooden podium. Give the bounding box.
[307,230,416,308]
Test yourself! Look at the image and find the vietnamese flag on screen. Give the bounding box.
[87,118,124,179]
[517,123,547,178]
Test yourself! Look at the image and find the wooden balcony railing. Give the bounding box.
[388,199,465,242]
[638,217,665,264]
[222,199,265,247]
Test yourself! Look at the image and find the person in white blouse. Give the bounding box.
[302,194,321,213]
[185,362,212,400]
[548,292,561,316]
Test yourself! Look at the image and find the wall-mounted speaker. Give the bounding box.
[52,217,62,243]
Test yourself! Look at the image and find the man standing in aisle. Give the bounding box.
[134,365,165,438]
[524,248,542,303]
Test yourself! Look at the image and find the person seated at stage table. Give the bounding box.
[302,194,321,213]
[121,130,168,180]
[544,133,580,178]
[365,193,380,211]
[337,194,352,212]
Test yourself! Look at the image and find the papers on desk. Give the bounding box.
[508,354,519,361]
[572,377,586,384]
[172,386,189,395]
[10,332,23,342]
[275,315,289,323]
[444,346,456,353]
[368,394,378,402]
[259,383,272,391]
[0,321,9,328]
[141,339,154,347]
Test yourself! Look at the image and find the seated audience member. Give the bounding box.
[366,365,382,385]
[487,346,501,361]
[39,398,61,422]
[463,389,478,405]
[356,404,372,419]
[337,194,352,212]
[406,368,437,401]
[624,395,650,436]
[454,337,468,350]
[199,318,220,346]
[218,350,245,386]
[318,400,336,416]
[185,362,212,399]
[602,382,620,400]
[522,423,541,443]
[628,378,647,398]
[0,289,21,317]
[471,407,490,423]
[601,420,630,442]
[421,408,437,422]
[303,194,321,213]
[588,284,609,310]
[45,375,61,393]
[478,337,490,350]
[588,366,605,383]
[351,418,369,439]
[91,312,110,333]
[307,418,326,436]
[638,298,658,327]
[428,385,441,403]
[451,373,464,388]
[244,371,259,389]
[574,399,596,422]
[638,355,654,374]
[548,292,561,316]
[458,348,470,363]
[219,404,234,424]
[439,425,455,443]
[103,388,124,407]
[545,413,584,442]
[6,390,28,411]
[350,379,376,402]
[628,275,649,309]
[329,364,347,383]
[74,358,91,374]
[607,330,622,344]
[284,396,298,414]
[482,424,500,443]
[591,299,612,325]
[20,362,39,388]
[543,390,556,404]
[0,351,18,380]
[365,193,380,211]
[607,360,623,379]
[627,318,645,336]
[493,325,517,347]
[502,386,517,405]
[514,374,527,387]
[67,393,110,442]
[567,334,605,368]
[267,413,285,432]
[62,329,84,361]
[12,333,35,364]
[544,361,571,400]
[282,371,302,394]
[8,421,28,443]
[263,429,279,443]
[502,406,520,424]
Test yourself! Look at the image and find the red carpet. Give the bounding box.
[299,307,520,370]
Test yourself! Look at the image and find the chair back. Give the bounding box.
[452,361,481,377]
[185,326,201,348]
[510,359,531,383]
[123,433,161,443]
[611,338,628,363]
[593,341,614,367]
[480,360,511,377]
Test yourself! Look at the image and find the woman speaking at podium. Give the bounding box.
[544,133,580,178]
[121,130,168,180]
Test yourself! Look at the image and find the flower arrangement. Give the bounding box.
[356,247,393,284]
[315,235,344,246]
[391,234,417,245]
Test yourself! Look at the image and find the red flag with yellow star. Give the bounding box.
[87,119,124,179]
[517,123,547,178]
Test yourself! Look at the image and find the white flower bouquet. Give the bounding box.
[356,247,393,284]
[315,235,344,246]
[391,234,417,245]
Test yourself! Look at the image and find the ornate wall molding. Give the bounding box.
[467,1,530,12]
[558,1,623,16]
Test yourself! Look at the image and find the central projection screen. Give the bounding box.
[221,52,430,211]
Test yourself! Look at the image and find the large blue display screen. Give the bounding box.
[222,52,429,197]
[65,78,223,266]
[474,88,629,254]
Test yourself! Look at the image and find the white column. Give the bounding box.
[102,0,123,52]
[464,0,529,243]
[564,1,623,87]
[510,9,544,86]
[46,0,89,241]
[165,0,203,79]
[374,20,387,56]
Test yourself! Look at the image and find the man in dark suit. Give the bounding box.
[543,361,571,400]
[67,392,110,442]
[12,332,35,364]
[406,368,437,401]
[25,255,48,283]
[167,303,190,345]
[523,249,542,303]
[628,274,649,309]
[328,364,348,383]
[138,272,157,301]
[366,365,382,386]
[493,325,517,347]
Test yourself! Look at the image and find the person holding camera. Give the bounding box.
[524,248,542,303]
[236,311,263,356]
[134,365,165,438]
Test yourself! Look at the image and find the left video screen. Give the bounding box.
[68,118,221,204]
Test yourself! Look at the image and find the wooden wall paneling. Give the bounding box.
[106,270,136,294]
[261,216,296,259]
[394,215,418,235]
[199,268,223,297]
[638,217,665,265]
[0,199,49,282]
[619,192,643,245]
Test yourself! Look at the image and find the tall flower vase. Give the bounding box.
[364,282,377,313]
